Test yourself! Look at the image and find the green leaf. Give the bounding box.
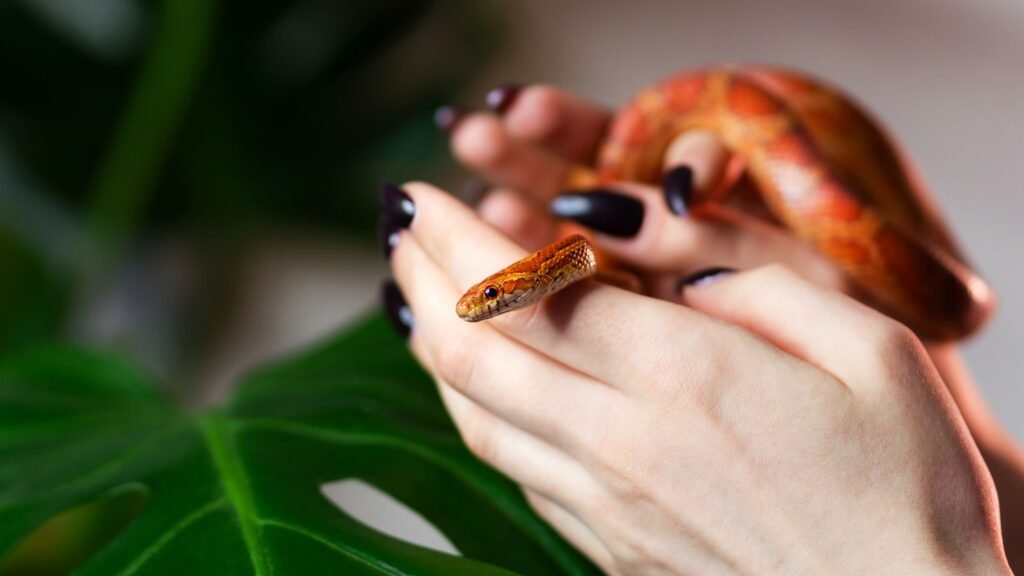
[0,314,598,575]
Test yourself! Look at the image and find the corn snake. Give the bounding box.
[456,67,993,341]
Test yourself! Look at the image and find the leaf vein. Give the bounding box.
[260,519,404,575]
[201,414,270,575]
[115,498,226,576]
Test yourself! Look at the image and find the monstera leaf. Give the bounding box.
[0,314,597,575]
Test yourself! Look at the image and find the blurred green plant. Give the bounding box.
[0,315,598,574]
[0,0,497,355]
[0,1,584,574]
[2,0,489,242]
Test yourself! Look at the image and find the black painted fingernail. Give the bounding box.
[550,190,644,238]
[433,105,465,134]
[378,213,403,259]
[663,165,694,217]
[381,280,413,339]
[379,182,415,227]
[485,84,521,114]
[462,177,491,207]
[678,267,735,291]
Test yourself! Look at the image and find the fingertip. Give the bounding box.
[451,114,510,170]
[399,181,462,219]
[485,83,522,114]
[478,189,555,250]
[677,267,737,295]
[433,105,466,135]
[503,85,566,143]
[400,180,443,196]
[663,130,731,204]
[381,278,414,340]
[677,264,784,319]
[662,165,694,217]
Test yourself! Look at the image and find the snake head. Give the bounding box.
[456,277,539,322]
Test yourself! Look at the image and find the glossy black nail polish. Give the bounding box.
[381,280,413,339]
[485,84,521,114]
[550,190,644,238]
[433,105,465,134]
[677,267,736,291]
[379,182,415,227]
[378,213,403,259]
[663,165,694,217]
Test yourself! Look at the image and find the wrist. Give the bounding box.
[925,342,1023,574]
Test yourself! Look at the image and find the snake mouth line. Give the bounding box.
[504,286,537,310]
[463,286,537,322]
[485,287,536,321]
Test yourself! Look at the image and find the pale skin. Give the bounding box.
[386,85,1021,574]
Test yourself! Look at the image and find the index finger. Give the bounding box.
[399,181,715,390]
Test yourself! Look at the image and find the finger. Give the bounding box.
[662,131,781,226]
[555,183,845,296]
[476,187,557,252]
[681,263,916,388]
[498,85,610,163]
[426,371,599,508]
[523,488,617,574]
[451,113,570,202]
[408,334,599,507]
[392,228,621,446]
[662,130,734,208]
[398,181,714,391]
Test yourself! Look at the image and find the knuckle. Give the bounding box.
[857,317,926,383]
[588,426,654,502]
[432,336,479,396]
[865,317,917,357]
[460,411,498,463]
[655,322,730,399]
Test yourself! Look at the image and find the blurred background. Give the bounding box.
[2,0,1023,572]
[1,0,1022,435]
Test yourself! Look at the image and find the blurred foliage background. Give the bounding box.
[3,1,1022,573]
[1,1,504,573]
[0,0,500,402]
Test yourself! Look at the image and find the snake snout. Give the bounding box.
[455,293,480,322]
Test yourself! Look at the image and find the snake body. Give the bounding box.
[457,67,994,341]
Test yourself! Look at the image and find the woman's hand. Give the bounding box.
[383,182,1010,575]
[439,85,1024,570]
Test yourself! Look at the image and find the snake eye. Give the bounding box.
[483,286,499,299]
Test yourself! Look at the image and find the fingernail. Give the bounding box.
[379,182,415,227]
[485,84,522,114]
[462,177,491,207]
[550,190,644,238]
[378,213,403,259]
[663,165,694,217]
[433,105,465,134]
[381,280,414,339]
[678,267,736,291]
